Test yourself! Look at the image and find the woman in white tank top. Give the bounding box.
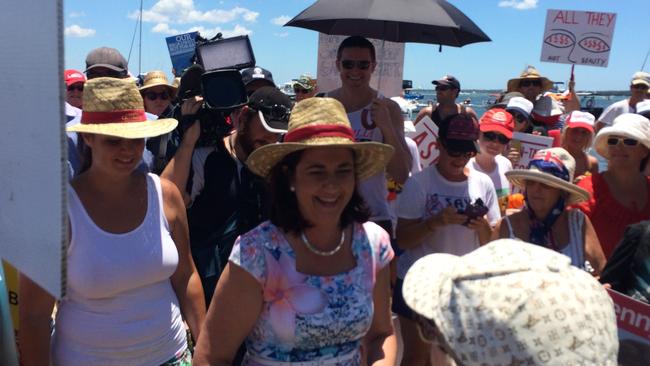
[492,147,606,275]
[19,78,205,366]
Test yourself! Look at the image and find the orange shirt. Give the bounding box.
[573,172,650,258]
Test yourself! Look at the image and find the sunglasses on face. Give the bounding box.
[435,85,452,92]
[293,87,311,94]
[520,79,542,87]
[482,131,510,144]
[632,84,649,90]
[67,84,83,92]
[144,91,170,101]
[510,111,528,124]
[446,150,477,159]
[607,137,639,147]
[254,104,291,122]
[340,60,372,70]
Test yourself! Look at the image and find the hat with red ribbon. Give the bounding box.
[67,77,177,139]
[246,97,394,179]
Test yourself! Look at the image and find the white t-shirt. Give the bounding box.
[597,99,634,127]
[396,165,500,278]
[467,154,512,213]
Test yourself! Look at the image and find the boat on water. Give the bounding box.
[280,81,296,100]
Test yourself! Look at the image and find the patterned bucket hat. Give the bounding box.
[403,239,619,366]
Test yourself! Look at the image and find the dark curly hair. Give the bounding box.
[268,149,370,234]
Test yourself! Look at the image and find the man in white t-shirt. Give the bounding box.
[595,71,649,132]
[393,113,500,365]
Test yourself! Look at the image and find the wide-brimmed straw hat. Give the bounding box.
[505,147,589,203]
[246,97,394,180]
[402,239,618,366]
[594,113,650,159]
[139,70,177,98]
[506,65,554,93]
[67,77,178,139]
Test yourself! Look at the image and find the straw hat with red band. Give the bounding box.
[67,77,178,139]
[246,97,394,180]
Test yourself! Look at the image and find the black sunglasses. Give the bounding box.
[67,84,84,92]
[607,137,639,147]
[632,84,649,90]
[520,79,542,87]
[435,85,452,92]
[446,150,476,159]
[144,91,170,101]
[255,104,291,122]
[510,111,529,124]
[340,60,372,70]
[293,87,311,94]
[482,131,510,144]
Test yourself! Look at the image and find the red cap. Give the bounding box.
[64,69,86,86]
[479,108,514,139]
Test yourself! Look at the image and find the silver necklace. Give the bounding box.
[301,230,345,256]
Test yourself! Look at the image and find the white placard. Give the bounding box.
[406,116,439,169]
[511,132,554,170]
[540,9,617,67]
[317,34,404,98]
[0,0,65,298]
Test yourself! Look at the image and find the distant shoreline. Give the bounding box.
[411,89,631,96]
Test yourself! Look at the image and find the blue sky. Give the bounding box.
[64,0,650,91]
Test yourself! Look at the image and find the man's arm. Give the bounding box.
[371,98,411,183]
[161,97,202,206]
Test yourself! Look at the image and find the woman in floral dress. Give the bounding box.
[193,97,397,366]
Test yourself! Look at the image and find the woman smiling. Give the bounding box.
[193,98,397,366]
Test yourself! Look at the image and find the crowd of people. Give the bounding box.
[15,34,650,365]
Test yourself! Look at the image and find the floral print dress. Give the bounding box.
[229,221,394,366]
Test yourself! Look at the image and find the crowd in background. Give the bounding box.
[15,35,650,365]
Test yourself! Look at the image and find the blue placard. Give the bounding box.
[166,31,199,76]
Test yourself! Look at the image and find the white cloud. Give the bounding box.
[129,0,259,25]
[274,32,289,38]
[64,25,96,38]
[69,11,85,18]
[271,15,291,26]
[152,22,252,38]
[498,0,538,10]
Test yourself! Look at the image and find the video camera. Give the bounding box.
[174,33,256,147]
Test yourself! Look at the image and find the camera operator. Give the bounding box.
[162,86,293,306]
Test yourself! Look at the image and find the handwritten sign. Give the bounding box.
[166,31,198,76]
[511,132,554,170]
[406,116,439,169]
[317,33,404,98]
[540,9,616,67]
[607,289,650,364]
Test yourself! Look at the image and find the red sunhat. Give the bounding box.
[479,108,514,139]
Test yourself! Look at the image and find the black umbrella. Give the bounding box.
[285,0,490,47]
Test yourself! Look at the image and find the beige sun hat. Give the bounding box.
[507,65,554,93]
[67,77,178,139]
[139,70,177,98]
[594,113,650,159]
[246,97,394,180]
[403,239,619,366]
[505,147,590,204]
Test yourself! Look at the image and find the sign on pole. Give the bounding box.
[510,132,554,170]
[317,34,404,98]
[540,9,616,67]
[166,31,199,76]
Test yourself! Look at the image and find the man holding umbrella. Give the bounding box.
[326,36,412,234]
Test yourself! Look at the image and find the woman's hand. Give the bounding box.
[506,146,521,166]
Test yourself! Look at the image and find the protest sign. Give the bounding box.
[317,34,404,98]
[0,0,65,299]
[540,9,617,67]
[510,132,554,170]
[406,116,439,169]
[166,31,199,76]
[607,289,650,365]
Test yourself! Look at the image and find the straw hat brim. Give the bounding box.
[67,118,178,139]
[505,170,589,204]
[246,139,394,180]
[140,82,178,98]
[506,77,554,93]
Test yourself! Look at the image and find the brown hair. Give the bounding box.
[268,150,370,234]
[336,36,376,62]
